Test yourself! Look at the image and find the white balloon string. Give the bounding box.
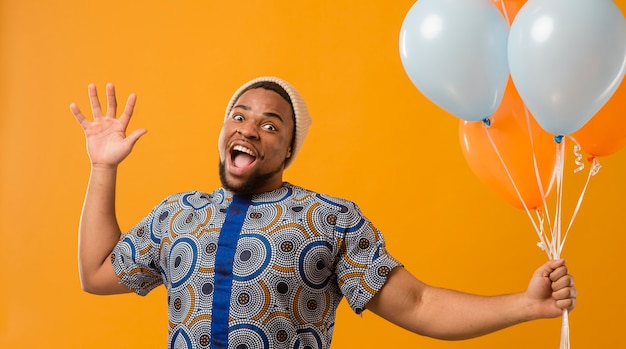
[522,104,554,249]
[545,140,571,349]
[569,136,585,173]
[520,104,554,256]
[560,156,601,253]
[560,309,571,349]
[482,122,544,242]
[499,0,511,24]
[552,139,565,260]
[590,156,602,176]
[534,209,550,256]
[524,105,554,234]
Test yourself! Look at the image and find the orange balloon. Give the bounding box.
[491,0,526,24]
[459,80,557,210]
[572,79,626,157]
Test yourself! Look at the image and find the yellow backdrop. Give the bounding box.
[2,1,625,348]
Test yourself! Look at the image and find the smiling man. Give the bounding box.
[71,76,576,349]
[218,80,300,195]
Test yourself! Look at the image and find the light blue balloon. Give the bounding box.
[399,0,510,122]
[508,0,626,136]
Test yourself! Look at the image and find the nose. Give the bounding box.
[236,121,259,139]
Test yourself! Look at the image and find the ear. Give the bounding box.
[286,147,292,159]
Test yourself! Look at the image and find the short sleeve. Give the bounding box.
[333,201,402,314]
[111,199,170,296]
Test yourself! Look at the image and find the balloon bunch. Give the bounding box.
[399,0,626,347]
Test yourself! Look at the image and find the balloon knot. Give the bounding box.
[554,135,564,144]
[482,118,491,127]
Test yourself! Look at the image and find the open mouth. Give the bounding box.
[231,144,257,168]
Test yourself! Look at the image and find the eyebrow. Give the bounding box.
[232,104,286,123]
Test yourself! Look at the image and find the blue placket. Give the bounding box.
[210,195,252,349]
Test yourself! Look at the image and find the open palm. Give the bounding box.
[70,83,146,167]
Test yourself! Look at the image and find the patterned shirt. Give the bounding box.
[111,182,401,349]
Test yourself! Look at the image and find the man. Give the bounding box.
[70,76,576,349]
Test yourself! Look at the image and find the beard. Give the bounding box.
[219,161,283,195]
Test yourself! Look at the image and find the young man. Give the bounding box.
[71,76,576,349]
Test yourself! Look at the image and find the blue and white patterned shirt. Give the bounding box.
[112,182,401,349]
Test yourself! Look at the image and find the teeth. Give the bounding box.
[233,145,254,156]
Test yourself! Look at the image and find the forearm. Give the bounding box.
[412,286,533,340]
[77,165,123,292]
[367,267,541,341]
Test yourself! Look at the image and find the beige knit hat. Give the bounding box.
[224,76,312,169]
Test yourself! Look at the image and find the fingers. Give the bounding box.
[549,262,577,311]
[72,83,137,127]
[545,258,566,273]
[117,93,137,128]
[553,284,577,311]
[106,83,117,118]
[69,103,91,130]
[555,297,577,311]
[548,265,571,283]
[88,83,103,118]
[85,82,121,119]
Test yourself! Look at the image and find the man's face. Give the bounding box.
[218,87,295,195]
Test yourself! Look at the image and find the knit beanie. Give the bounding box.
[224,76,312,169]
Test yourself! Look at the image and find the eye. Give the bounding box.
[233,114,244,121]
[262,123,277,131]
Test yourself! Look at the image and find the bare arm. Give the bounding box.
[366,259,576,340]
[71,83,147,295]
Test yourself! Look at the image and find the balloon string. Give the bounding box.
[553,139,565,259]
[534,208,550,255]
[499,0,511,24]
[560,155,600,253]
[560,309,571,349]
[569,136,585,174]
[522,104,554,241]
[552,140,571,349]
[481,122,544,243]
[484,116,577,348]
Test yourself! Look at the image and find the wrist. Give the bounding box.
[91,162,119,171]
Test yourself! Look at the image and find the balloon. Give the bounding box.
[399,0,509,122]
[508,0,626,136]
[573,79,626,157]
[459,80,557,210]
[490,0,526,24]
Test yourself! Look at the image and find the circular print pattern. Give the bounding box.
[293,327,323,349]
[230,280,270,320]
[228,322,270,349]
[269,227,307,273]
[189,317,213,348]
[232,233,272,282]
[294,286,330,325]
[117,236,137,263]
[168,286,193,325]
[181,192,211,210]
[297,240,333,290]
[169,237,199,289]
[263,314,297,346]
[170,327,193,349]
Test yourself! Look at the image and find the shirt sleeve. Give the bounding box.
[111,198,171,296]
[333,201,403,314]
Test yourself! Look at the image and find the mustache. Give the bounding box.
[218,160,282,195]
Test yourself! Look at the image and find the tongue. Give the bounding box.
[233,153,255,168]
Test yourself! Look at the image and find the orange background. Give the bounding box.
[2,1,626,348]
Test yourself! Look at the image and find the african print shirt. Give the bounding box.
[111,182,401,349]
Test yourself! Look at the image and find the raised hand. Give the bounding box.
[70,83,147,168]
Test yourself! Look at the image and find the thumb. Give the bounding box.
[538,258,567,281]
[125,128,148,147]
